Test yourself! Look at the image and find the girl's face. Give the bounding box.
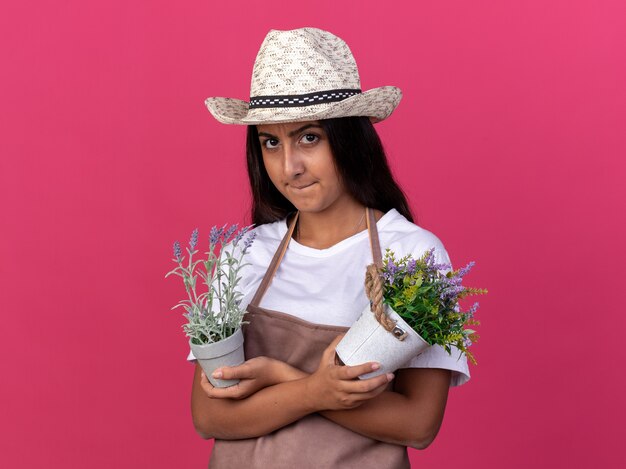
[257,120,352,214]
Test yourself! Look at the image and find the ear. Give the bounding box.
[369,116,380,124]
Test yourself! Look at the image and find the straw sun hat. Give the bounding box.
[205,27,402,125]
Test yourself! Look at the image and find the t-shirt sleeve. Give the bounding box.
[395,236,471,387]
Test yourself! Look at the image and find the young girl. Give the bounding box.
[189,28,470,468]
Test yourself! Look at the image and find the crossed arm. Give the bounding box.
[191,336,451,449]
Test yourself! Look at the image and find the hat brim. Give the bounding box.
[205,86,402,125]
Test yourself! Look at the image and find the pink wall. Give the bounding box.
[2,1,624,467]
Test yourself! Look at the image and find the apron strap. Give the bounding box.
[249,207,382,308]
[366,207,383,267]
[249,210,299,308]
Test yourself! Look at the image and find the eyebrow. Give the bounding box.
[258,123,323,139]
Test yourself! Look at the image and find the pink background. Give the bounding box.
[1,1,624,467]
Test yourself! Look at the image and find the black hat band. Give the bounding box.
[249,89,362,109]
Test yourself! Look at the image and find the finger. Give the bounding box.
[212,363,251,381]
[338,362,382,380]
[342,372,394,394]
[205,383,245,399]
[324,334,346,364]
[200,371,215,394]
[201,371,212,386]
[342,373,393,394]
[201,370,245,399]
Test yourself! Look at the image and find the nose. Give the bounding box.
[282,142,305,177]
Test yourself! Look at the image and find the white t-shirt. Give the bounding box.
[188,208,470,387]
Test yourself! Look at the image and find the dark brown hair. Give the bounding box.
[245,116,414,226]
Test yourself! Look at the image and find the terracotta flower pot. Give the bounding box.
[189,328,245,388]
[336,303,430,379]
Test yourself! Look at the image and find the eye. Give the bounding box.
[262,138,280,150]
[300,133,319,145]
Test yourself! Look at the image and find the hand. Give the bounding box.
[305,335,394,411]
[200,356,297,400]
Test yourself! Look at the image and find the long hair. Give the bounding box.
[245,116,414,226]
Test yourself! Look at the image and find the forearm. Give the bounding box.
[191,364,315,440]
[192,351,449,447]
[281,365,449,449]
[320,392,427,448]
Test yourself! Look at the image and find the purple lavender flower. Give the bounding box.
[173,241,182,261]
[233,225,251,246]
[382,271,394,285]
[189,228,199,250]
[457,261,476,278]
[209,226,223,246]
[440,285,466,301]
[463,336,473,348]
[423,247,436,267]
[223,224,238,242]
[465,302,480,319]
[432,261,452,272]
[438,275,451,287]
[407,258,417,275]
[423,247,452,274]
[443,273,463,286]
[242,231,257,254]
[383,259,399,285]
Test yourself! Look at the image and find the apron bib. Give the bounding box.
[209,208,409,469]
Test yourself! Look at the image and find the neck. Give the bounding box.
[294,199,368,249]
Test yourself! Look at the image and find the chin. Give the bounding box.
[290,203,323,213]
[283,188,347,214]
[291,199,341,215]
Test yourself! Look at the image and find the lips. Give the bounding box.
[290,182,316,190]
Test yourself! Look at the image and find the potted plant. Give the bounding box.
[166,224,256,387]
[336,247,487,379]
